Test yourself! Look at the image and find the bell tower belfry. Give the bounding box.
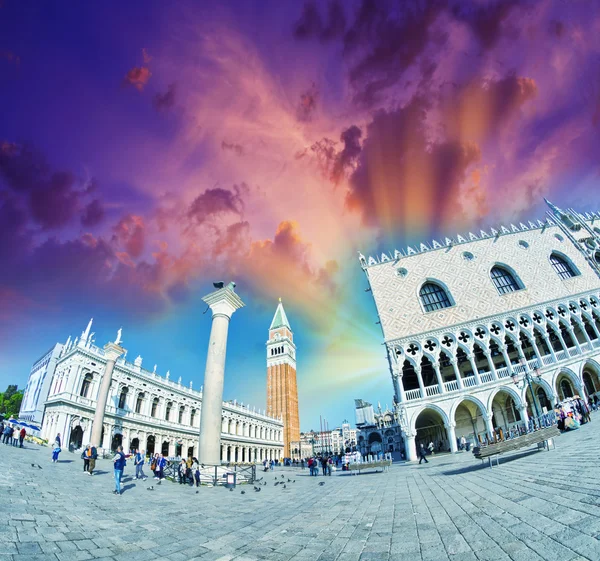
[266,299,300,458]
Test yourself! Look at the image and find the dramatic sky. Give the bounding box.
[1,0,599,431]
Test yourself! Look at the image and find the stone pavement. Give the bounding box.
[2,423,600,561]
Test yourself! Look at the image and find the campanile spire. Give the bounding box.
[266,299,300,458]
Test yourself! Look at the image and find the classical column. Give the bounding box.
[519,406,529,428]
[500,347,514,375]
[450,359,464,389]
[414,366,426,398]
[484,351,497,380]
[432,363,444,393]
[446,422,457,453]
[467,354,481,385]
[483,414,495,442]
[541,333,557,363]
[404,432,417,461]
[90,339,124,448]
[198,283,245,465]
[101,423,111,450]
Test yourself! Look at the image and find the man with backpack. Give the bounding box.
[113,446,126,495]
[87,444,98,475]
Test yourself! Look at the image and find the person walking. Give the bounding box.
[87,444,98,475]
[427,441,434,455]
[192,458,201,487]
[81,445,91,472]
[19,427,26,448]
[113,445,126,495]
[12,426,19,446]
[2,424,12,444]
[418,443,429,465]
[51,435,61,462]
[133,449,147,481]
[178,459,187,484]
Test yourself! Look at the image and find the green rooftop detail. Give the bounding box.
[270,298,291,330]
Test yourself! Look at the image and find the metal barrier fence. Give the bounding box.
[161,462,256,486]
[502,411,557,440]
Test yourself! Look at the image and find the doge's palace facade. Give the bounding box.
[28,320,283,462]
[361,200,600,461]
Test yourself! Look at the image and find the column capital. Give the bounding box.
[444,422,456,429]
[103,342,125,361]
[202,284,245,319]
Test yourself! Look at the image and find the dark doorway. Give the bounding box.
[146,435,155,455]
[69,426,83,450]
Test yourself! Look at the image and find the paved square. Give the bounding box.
[1,422,600,561]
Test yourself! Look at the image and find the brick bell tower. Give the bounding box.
[266,298,300,458]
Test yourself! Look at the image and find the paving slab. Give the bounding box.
[2,419,600,560]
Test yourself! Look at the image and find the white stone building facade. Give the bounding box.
[361,201,600,461]
[29,322,284,462]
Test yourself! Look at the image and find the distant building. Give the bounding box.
[19,343,63,426]
[20,318,284,461]
[355,401,404,459]
[266,299,300,458]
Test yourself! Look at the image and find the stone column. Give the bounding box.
[404,432,417,461]
[484,351,497,380]
[541,334,557,363]
[414,366,426,398]
[446,422,457,453]
[198,284,245,465]
[90,341,124,448]
[467,354,482,385]
[450,360,464,389]
[432,363,444,393]
[484,414,495,442]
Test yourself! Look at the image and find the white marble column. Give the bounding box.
[446,422,458,453]
[91,341,124,448]
[404,432,417,461]
[198,284,245,465]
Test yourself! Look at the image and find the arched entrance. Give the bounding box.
[175,442,182,457]
[414,408,449,453]
[555,372,579,400]
[582,362,600,400]
[130,437,139,451]
[368,432,383,454]
[69,426,83,450]
[187,446,194,459]
[453,399,487,447]
[111,433,122,451]
[490,389,521,436]
[525,382,552,417]
[161,441,170,456]
[146,435,155,455]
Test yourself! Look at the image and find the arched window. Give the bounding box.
[151,397,159,417]
[419,282,452,312]
[490,266,521,295]
[135,393,144,414]
[165,401,172,421]
[178,406,184,424]
[595,251,600,265]
[80,373,92,398]
[190,409,196,426]
[550,253,578,279]
[118,387,128,409]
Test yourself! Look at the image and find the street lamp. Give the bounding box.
[512,358,542,421]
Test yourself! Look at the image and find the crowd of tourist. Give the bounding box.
[0,421,26,447]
